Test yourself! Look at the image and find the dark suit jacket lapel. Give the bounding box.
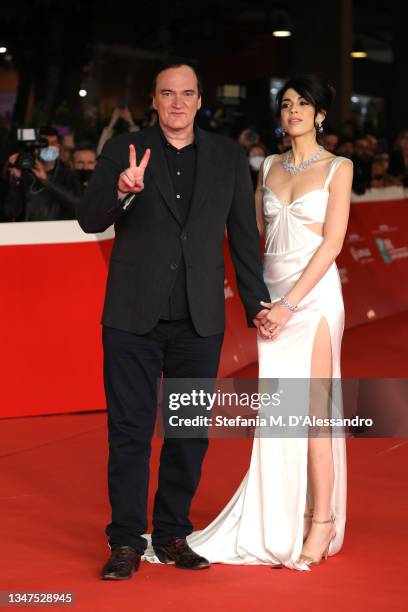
[186,127,217,225]
[143,125,182,225]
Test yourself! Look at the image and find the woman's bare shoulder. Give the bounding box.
[334,155,354,170]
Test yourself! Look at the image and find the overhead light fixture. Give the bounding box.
[351,37,367,58]
[0,46,7,54]
[351,50,367,58]
[273,30,291,38]
[271,10,292,38]
[216,84,246,104]
[79,89,87,97]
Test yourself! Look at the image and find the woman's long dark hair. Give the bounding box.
[276,74,335,131]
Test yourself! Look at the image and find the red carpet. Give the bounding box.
[1,314,407,611]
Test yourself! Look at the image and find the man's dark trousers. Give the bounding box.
[103,319,224,554]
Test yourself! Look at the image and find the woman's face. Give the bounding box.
[280,88,325,138]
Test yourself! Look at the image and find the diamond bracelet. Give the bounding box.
[280,296,298,312]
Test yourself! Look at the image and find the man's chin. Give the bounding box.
[163,118,193,131]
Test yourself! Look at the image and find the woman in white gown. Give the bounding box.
[144,74,353,571]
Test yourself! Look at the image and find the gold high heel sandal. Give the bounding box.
[297,515,336,567]
[270,510,316,569]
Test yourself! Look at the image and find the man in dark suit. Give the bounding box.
[77,62,271,580]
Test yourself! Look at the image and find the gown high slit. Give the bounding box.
[142,154,348,571]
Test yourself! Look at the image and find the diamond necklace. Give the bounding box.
[282,145,324,175]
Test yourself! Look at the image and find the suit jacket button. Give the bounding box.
[170,262,178,271]
[180,232,187,241]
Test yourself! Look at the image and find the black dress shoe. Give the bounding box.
[101,545,141,580]
[153,538,210,570]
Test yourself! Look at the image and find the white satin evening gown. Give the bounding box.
[143,154,348,571]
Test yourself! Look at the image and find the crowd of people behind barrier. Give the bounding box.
[1,104,407,223]
[239,125,408,196]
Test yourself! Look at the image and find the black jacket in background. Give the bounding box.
[77,124,270,336]
[3,160,80,221]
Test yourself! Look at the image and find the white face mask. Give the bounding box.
[39,146,60,163]
[249,155,265,172]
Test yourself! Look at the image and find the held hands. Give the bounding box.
[254,300,294,340]
[252,309,271,336]
[118,144,151,194]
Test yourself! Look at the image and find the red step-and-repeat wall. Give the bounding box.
[1,200,408,418]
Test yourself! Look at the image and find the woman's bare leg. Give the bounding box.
[301,317,336,560]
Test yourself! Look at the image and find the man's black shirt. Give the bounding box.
[159,127,197,320]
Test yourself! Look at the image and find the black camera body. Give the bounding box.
[12,129,48,171]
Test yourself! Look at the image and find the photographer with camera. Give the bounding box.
[2,126,81,222]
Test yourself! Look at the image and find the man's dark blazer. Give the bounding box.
[77,124,270,336]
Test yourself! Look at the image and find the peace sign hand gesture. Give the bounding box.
[118,144,151,194]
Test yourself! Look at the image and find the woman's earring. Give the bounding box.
[316,122,324,133]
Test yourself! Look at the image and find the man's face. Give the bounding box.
[45,134,60,149]
[366,135,378,155]
[249,146,265,158]
[375,153,389,173]
[323,134,339,152]
[72,150,96,170]
[337,141,354,157]
[152,65,201,131]
[354,139,371,160]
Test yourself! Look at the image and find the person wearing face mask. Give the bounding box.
[70,145,97,192]
[248,143,268,189]
[3,126,81,221]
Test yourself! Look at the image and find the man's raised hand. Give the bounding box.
[118,144,151,194]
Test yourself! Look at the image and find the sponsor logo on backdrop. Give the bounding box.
[375,237,408,263]
[372,223,398,235]
[390,247,408,260]
[350,246,374,264]
[375,238,392,263]
[346,232,365,244]
[338,267,349,284]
